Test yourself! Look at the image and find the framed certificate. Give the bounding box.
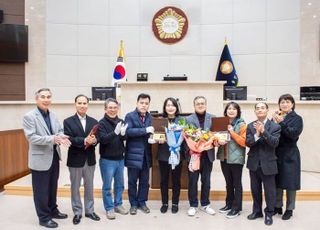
[211,117,230,141]
[152,117,168,132]
[211,117,229,132]
[151,117,168,141]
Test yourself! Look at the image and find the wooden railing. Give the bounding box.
[0,129,30,189]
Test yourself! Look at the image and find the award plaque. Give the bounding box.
[211,117,230,142]
[151,117,168,142]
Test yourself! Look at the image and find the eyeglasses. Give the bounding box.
[106,106,118,110]
[195,102,206,106]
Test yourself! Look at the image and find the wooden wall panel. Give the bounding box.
[0,129,30,189]
[151,145,189,189]
[0,0,24,15]
[0,0,26,101]
[0,75,25,93]
[1,15,24,24]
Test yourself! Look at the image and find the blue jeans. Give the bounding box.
[99,158,124,211]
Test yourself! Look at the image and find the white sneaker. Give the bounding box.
[187,207,197,216]
[106,210,116,220]
[200,205,216,215]
[115,205,129,215]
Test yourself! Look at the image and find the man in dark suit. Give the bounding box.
[23,88,70,228]
[246,102,281,226]
[125,93,155,215]
[63,94,100,225]
[185,96,216,217]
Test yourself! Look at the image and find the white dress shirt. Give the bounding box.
[77,113,86,132]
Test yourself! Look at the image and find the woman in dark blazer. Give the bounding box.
[272,94,303,220]
[157,97,182,214]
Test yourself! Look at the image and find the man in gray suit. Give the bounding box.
[185,96,216,217]
[23,88,71,228]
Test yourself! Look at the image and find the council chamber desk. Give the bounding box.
[120,81,225,189]
[119,82,320,188]
[0,91,319,192]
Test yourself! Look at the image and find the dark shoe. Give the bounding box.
[265,215,273,225]
[130,206,138,215]
[72,215,82,225]
[39,219,58,228]
[52,211,68,219]
[282,210,293,220]
[139,205,150,214]
[171,204,179,214]
[160,204,168,213]
[274,207,283,215]
[247,212,263,220]
[85,212,100,221]
[219,205,231,214]
[226,209,240,219]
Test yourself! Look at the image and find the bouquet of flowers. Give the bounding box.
[183,125,217,172]
[165,120,185,169]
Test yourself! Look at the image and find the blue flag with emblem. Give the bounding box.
[216,40,238,86]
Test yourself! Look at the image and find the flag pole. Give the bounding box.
[119,40,124,58]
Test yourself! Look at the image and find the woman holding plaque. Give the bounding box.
[272,94,303,220]
[217,102,247,218]
[157,97,183,214]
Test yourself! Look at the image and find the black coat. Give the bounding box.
[275,111,303,190]
[64,114,98,167]
[97,115,126,160]
[125,109,152,169]
[246,119,281,175]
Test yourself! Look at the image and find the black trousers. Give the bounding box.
[249,167,276,216]
[158,160,182,205]
[31,151,60,222]
[127,158,150,207]
[220,161,243,211]
[188,154,213,207]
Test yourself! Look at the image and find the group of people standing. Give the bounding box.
[22,88,303,228]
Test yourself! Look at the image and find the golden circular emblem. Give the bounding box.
[220,61,234,74]
[152,6,188,44]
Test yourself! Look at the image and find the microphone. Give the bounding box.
[176,98,182,113]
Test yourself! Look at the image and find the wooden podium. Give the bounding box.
[151,144,189,189]
[119,81,224,189]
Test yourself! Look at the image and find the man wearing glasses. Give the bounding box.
[185,96,216,217]
[23,88,70,228]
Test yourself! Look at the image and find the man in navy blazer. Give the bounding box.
[246,102,281,226]
[125,93,155,215]
[63,94,100,225]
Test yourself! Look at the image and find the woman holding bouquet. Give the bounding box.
[157,97,183,214]
[272,94,303,220]
[217,102,247,219]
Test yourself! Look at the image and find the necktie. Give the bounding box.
[140,116,145,123]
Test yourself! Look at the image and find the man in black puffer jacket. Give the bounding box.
[97,98,128,220]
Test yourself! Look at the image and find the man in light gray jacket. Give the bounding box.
[23,88,71,228]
